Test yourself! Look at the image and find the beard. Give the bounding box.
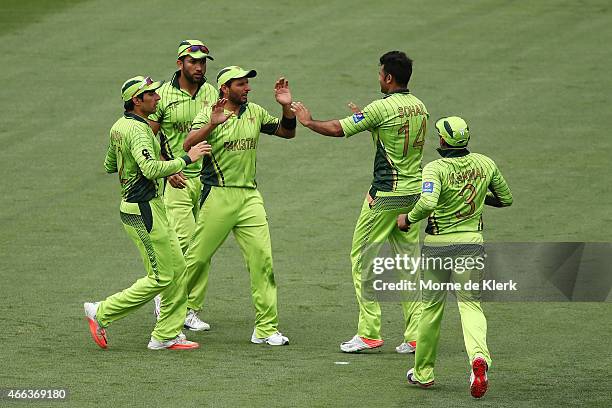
[183,70,205,85]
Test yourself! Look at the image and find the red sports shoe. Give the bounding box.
[84,302,107,349]
[470,357,489,398]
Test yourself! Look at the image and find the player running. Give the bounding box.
[182,66,296,345]
[149,40,218,331]
[84,76,210,350]
[398,116,513,398]
[291,51,426,353]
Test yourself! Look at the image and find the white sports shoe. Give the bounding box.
[250,329,289,346]
[340,335,384,353]
[153,295,161,319]
[147,334,199,350]
[395,341,417,354]
[184,309,210,331]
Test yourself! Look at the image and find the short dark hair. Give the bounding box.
[379,51,413,87]
[123,93,145,112]
[218,78,237,98]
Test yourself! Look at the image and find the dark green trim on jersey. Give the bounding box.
[200,153,225,187]
[159,131,173,159]
[437,148,470,158]
[372,139,397,192]
[383,88,410,98]
[124,174,157,203]
[181,154,192,165]
[261,121,279,135]
[137,201,153,233]
[237,103,247,118]
[124,112,149,125]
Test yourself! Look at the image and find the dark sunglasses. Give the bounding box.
[180,44,210,56]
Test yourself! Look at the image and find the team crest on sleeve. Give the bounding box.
[422,181,434,193]
[352,112,365,123]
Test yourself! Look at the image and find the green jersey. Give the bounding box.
[339,90,429,196]
[149,71,217,178]
[191,103,280,188]
[407,149,513,237]
[104,112,192,202]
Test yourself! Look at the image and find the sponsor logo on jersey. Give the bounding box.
[224,138,257,151]
[352,112,365,123]
[422,181,434,193]
[173,121,192,133]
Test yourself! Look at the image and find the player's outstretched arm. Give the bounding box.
[274,77,296,139]
[290,102,344,137]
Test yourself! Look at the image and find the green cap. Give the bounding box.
[121,76,163,102]
[216,66,257,88]
[435,116,470,147]
[177,40,214,60]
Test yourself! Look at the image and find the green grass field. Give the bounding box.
[1,0,611,406]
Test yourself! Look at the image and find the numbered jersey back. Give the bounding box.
[424,152,498,235]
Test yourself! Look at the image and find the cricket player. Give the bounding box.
[84,76,210,350]
[398,116,513,398]
[290,51,426,353]
[182,66,296,345]
[149,40,218,331]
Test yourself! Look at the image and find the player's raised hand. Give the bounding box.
[348,102,362,114]
[187,141,212,162]
[274,77,292,106]
[210,98,233,125]
[290,102,312,126]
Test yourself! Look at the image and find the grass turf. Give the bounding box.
[0,0,610,406]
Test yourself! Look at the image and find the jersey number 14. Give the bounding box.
[399,119,426,157]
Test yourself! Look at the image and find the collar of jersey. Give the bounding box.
[124,112,149,125]
[437,147,470,158]
[383,88,410,98]
[226,103,248,119]
[171,70,206,98]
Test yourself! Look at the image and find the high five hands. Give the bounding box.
[274,77,292,106]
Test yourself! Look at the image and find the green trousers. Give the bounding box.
[184,186,279,337]
[164,176,202,253]
[413,241,492,383]
[164,176,211,313]
[350,194,422,341]
[96,198,188,341]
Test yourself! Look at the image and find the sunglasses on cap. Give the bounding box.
[179,44,210,57]
[131,76,154,98]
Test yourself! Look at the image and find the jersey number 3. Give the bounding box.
[456,183,476,219]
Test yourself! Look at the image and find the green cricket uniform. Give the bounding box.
[97,112,194,341]
[338,90,428,341]
[184,102,282,337]
[407,148,513,384]
[149,71,218,252]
